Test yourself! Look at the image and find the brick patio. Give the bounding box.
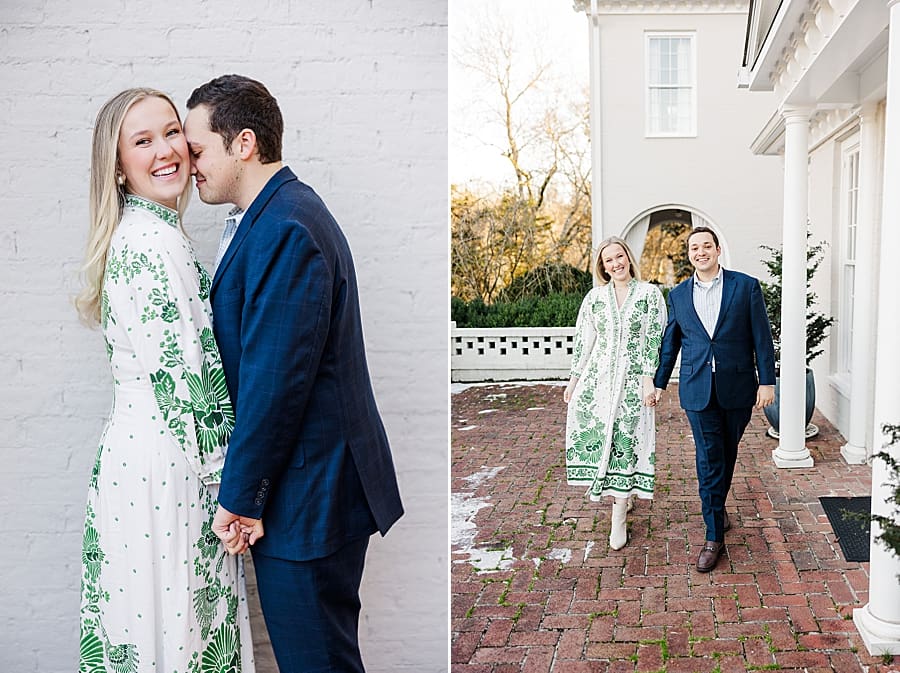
[451,382,900,673]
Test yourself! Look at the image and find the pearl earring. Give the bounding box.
[117,174,125,186]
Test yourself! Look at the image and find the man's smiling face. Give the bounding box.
[184,103,242,206]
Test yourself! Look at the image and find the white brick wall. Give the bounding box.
[0,2,448,671]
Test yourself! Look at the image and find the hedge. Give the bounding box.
[451,292,584,328]
[451,284,671,329]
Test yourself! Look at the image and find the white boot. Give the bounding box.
[609,498,628,550]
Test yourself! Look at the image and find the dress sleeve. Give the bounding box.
[570,290,597,379]
[103,221,233,485]
[642,285,667,377]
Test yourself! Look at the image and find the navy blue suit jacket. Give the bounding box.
[653,269,776,411]
[212,167,403,561]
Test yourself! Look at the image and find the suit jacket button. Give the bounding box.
[254,498,263,506]
[261,478,270,487]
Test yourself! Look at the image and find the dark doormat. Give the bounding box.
[819,496,871,562]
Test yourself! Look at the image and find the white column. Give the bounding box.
[772,107,814,469]
[841,104,881,465]
[853,0,900,655]
[588,0,603,248]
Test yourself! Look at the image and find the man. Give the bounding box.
[653,227,775,572]
[184,75,404,672]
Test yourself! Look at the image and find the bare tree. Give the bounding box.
[540,93,592,270]
[451,188,552,303]
[452,6,592,298]
[453,8,557,207]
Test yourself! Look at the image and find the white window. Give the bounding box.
[645,33,697,137]
[837,138,860,376]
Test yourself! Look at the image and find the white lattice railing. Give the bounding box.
[450,323,575,382]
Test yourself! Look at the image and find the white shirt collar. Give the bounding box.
[226,206,244,225]
[694,266,723,289]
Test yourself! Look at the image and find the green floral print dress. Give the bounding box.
[79,195,255,673]
[565,279,667,501]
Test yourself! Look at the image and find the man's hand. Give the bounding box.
[755,384,775,409]
[654,388,664,405]
[212,504,264,555]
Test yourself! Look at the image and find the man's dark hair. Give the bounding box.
[187,74,283,164]
[686,225,720,249]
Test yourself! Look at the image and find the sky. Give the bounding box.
[449,0,590,188]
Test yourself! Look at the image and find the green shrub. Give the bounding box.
[759,234,835,366]
[453,281,672,329]
[498,263,593,302]
[452,292,584,328]
[873,424,900,570]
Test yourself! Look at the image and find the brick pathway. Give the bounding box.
[451,383,900,673]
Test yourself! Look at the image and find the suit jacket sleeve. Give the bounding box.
[217,221,331,518]
[653,290,681,389]
[749,278,777,386]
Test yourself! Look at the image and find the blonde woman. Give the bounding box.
[75,89,255,672]
[563,237,667,550]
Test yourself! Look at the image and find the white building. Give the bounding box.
[575,0,784,281]
[740,0,900,655]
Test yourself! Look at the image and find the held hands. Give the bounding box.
[642,377,658,407]
[212,504,265,556]
[224,519,264,556]
[755,384,775,410]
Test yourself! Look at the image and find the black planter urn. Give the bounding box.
[762,367,819,439]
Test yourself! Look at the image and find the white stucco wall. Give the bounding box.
[595,10,784,279]
[0,2,448,672]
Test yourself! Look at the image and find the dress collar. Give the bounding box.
[124,193,179,229]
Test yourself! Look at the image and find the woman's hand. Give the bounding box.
[642,376,657,407]
[241,518,265,546]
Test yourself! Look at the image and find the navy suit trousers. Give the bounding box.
[251,536,370,673]
[684,378,752,543]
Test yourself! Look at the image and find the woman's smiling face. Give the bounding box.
[117,96,189,209]
[602,243,631,283]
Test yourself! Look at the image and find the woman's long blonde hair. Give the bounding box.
[75,88,191,326]
[594,236,642,285]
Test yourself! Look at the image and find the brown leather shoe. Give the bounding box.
[724,509,732,532]
[696,541,725,572]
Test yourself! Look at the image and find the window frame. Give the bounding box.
[644,31,698,138]
[834,134,860,384]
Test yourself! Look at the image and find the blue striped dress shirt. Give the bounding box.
[213,207,245,273]
[693,266,724,370]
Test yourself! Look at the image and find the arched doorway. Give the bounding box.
[621,205,729,288]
